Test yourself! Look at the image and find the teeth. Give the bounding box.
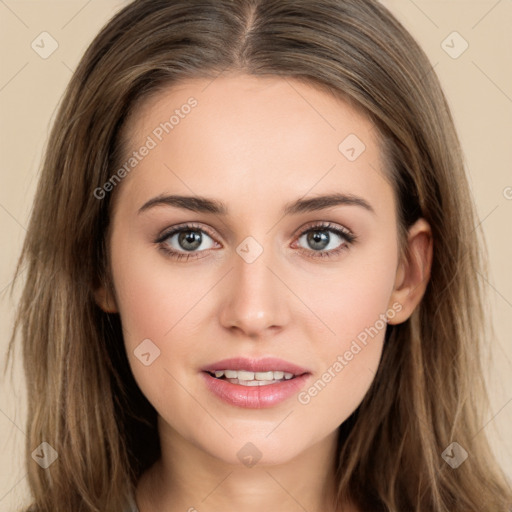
[238,379,277,386]
[254,371,273,380]
[209,370,297,381]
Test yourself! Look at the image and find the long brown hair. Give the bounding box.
[7,0,512,510]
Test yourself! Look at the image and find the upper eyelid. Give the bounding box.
[293,221,353,238]
[157,222,215,241]
[157,221,354,246]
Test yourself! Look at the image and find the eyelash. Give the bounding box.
[155,222,357,262]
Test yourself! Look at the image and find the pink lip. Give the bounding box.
[201,372,311,408]
[200,357,311,409]
[201,357,310,375]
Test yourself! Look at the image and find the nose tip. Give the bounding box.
[219,254,288,337]
[229,311,281,338]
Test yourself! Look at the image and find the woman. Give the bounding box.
[8,0,512,510]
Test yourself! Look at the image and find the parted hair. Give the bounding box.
[8,0,512,510]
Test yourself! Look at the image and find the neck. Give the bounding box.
[136,416,347,512]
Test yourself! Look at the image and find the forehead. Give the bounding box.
[114,73,393,218]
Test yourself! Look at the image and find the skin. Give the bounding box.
[95,73,432,512]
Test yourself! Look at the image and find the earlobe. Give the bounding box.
[387,218,433,325]
[93,285,119,313]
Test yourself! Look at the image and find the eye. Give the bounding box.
[294,222,356,259]
[155,221,356,262]
[155,223,218,261]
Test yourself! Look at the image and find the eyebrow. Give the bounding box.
[138,192,375,216]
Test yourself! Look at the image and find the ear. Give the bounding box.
[93,283,118,314]
[387,218,433,325]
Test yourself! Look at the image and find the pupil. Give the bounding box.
[179,230,202,251]
[308,230,329,250]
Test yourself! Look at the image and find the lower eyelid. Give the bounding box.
[156,223,355,259]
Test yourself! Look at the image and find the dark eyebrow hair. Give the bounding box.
[283,193,374,216]
[138,192,375,216]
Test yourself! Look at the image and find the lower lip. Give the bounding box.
[201,372,311,409]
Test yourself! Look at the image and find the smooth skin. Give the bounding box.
[95,73,432,512]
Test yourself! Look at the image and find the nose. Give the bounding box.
[218,243,289,338]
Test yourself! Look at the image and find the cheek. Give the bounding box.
[108,233,207,398]
[110,233,211,345]
[292,241,398,424]
[294,236,397,346]
[110,244,211,439]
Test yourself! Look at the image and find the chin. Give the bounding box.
[199,431,308,468]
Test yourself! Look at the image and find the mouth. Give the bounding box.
[205,369,299,386]
[200,357,311,408]
[201,356,309,382]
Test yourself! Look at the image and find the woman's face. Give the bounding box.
[99,73,412,466]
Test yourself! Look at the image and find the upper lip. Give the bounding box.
[201,357,310,376]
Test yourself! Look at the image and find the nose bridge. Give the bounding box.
[219,236,288,336]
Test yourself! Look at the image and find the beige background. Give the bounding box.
[1,1,511,509]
